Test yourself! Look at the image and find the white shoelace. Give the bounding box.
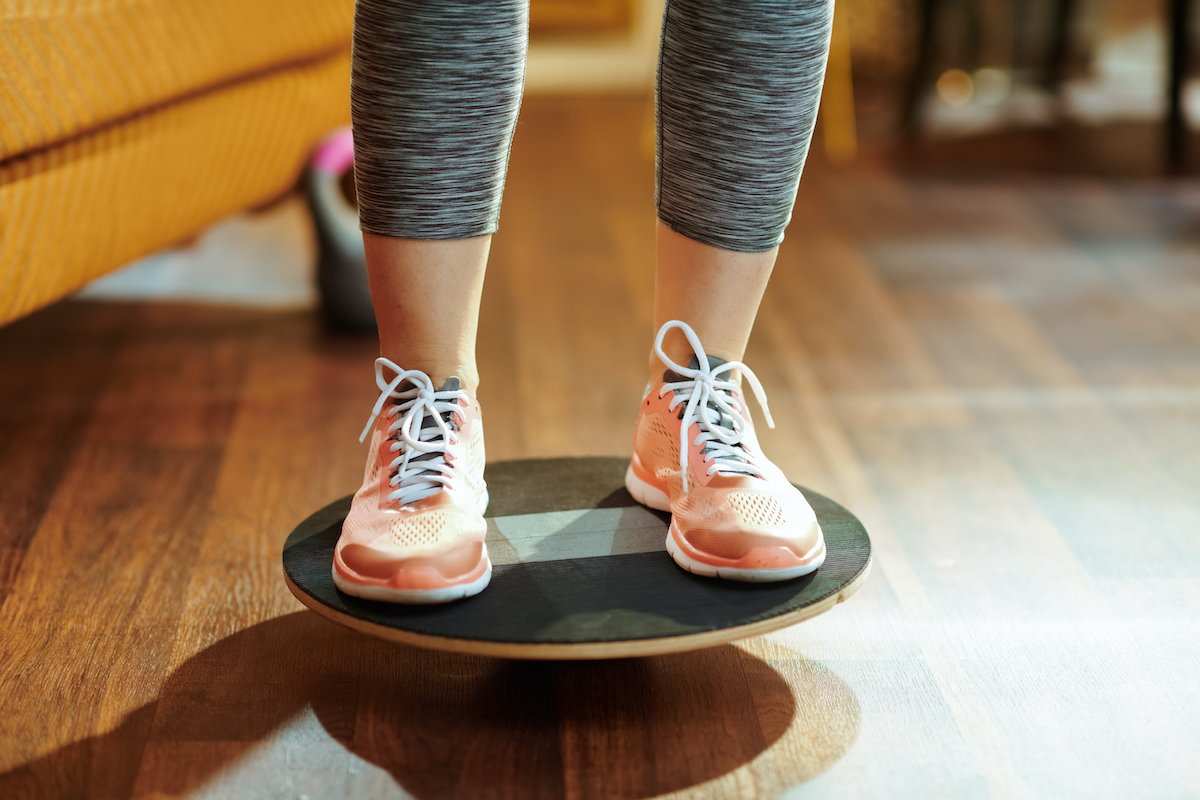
[654,320,775,493]
[358,358,468,506]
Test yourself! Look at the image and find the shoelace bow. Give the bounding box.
[358,358,467,506]
[655,320,775,493]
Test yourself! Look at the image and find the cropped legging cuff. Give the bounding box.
[349,0,832,251]
[350,0,529,240]
[655,0,835,253]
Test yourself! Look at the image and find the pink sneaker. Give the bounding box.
[333,359,490,603]
[626,321,826,582]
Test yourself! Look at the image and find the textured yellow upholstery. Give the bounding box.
[0,0,355,325]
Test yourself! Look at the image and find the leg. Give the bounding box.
[353,0,528,394]
[365,233,490,394]
[651,222,776,385]
[650,0,834,383]
[335,0,528,604]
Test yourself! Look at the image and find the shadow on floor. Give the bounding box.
[1,611,860,799]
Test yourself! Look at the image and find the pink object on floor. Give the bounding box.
[312,127,355,175]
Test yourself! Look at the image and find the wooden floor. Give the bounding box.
[2,96,1199,799]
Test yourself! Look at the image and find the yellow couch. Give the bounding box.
[0,0,355,326]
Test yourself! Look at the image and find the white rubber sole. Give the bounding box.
[332,558,492,604]
[626,462,826,583]
[625,463,671,511]
[665,524,824,582]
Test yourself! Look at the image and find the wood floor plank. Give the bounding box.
[556,647,769,800]
[0,304,129,606]
[0,304,253,797]
[491,97,654,461]
[153,313,372,685]
[348,645,564,800]
[770,231,954,396]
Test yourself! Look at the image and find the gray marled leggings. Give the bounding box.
[351,0,833,253]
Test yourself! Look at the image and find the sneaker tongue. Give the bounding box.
[662,354,727,384]
[383,375,465,485]
[660,354,753,473]
[382,376,461,435]
[662,355,740,435]
[417,376,463,431]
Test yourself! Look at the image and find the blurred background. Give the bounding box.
[65,0,1200,306]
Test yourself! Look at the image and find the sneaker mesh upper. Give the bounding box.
[640,413,680,466]
[388,507,461,548]
[463,419,486,489]
[727,491,787,528]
